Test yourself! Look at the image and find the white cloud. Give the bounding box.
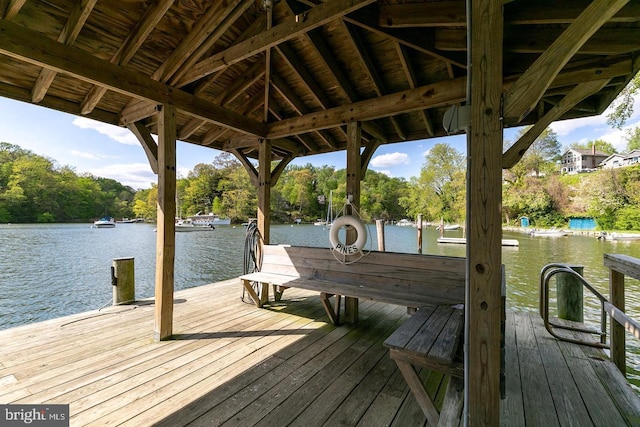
[72,117,139,146]
[370,152,410,168]
[86,163,156,189]
[377,170,392,177]
[70,150,103,160]
[550,114,607,137]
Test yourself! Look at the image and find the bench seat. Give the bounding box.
[384,304,465,425]
[239,244,467,325]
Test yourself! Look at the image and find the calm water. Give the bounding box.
[2,223,640,385]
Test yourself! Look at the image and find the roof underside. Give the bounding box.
[0,0,639,162]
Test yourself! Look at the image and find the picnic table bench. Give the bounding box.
[384,304,465,426]
[239,244,466,325]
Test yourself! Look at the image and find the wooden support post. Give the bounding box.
[154,104,176,342]
[417,214,423,253]
[112,257,134,305]
[466,0,503,424]
[610,268,626,375]
[344,121,362,324]
[258,139,271,245]
[557,265,584,322]
[376,219,385,251]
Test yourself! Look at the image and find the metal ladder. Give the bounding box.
[539,263,608,348]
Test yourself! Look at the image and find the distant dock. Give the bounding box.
[437,237,520,247]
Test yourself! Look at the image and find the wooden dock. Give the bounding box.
[1,279,639,426]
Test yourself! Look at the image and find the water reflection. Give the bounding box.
[2,223,640,389]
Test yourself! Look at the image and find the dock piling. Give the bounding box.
[112,257,135,305]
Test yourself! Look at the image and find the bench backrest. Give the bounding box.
[259,244,466,306]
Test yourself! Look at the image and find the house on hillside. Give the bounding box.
[623,149,640,166]
[600,153,625,169]
[560,147,609,174]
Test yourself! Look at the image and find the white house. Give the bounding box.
[600,153,625,169]
[561,147,609,174]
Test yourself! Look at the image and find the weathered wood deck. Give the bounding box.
[1,279,639,426]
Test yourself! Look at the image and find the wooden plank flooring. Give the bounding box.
[1,278,639,426]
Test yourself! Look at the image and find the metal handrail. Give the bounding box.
[539,263,608,348]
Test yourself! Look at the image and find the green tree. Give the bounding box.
[570,139,617,155]
[607,73,640,129]
[507,127,562,178]
[400,143,466,223]
[625,126,640,152]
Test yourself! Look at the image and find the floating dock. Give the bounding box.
[437,237,520,247]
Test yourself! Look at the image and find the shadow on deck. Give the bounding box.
[0,279,638,426]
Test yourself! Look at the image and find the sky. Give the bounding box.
[0,94,638,190]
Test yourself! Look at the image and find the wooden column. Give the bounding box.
[466,0,503,424]
[258,139,271,245]
[154,104,176,341]
[344,121,362,324]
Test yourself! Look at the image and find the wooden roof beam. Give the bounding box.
[343,8,467,70]
[127,121,159,174]
[503,0,630,123]
[305,28,359,103]
[437,27,640,55]
[80,0,174,114]
[177,0,377,87]
[1,0,26,20]
[178,61,265,140]
[0,20,266,137]
[379,1,466,28]
[271,72,336,150]
[396,42,435,136]
[378,1,640,27]
[165,0,252,86]
[267,77,467,139]
[503,79,609,168]
[32,0,97,103]
[341,21,406,140]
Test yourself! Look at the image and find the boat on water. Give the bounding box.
[93,216,116,228]
[530,229,568,237]
[396,219,415,227]
[443,224,461,231]
[175,218,215,232]
[116,218,144,223]
[598,232,640,241]
[186,212,231,226]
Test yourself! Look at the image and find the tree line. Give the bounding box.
[2,123,640,230]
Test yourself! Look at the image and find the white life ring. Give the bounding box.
[329,215,367,255]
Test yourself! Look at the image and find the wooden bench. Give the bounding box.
[384,304,465,426]
[239,244,466,325]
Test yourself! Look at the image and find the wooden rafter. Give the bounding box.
[437,27,640,55]
[379,1,466,28]
[32,0,97,103]
[177,0,377,87]
[341,21,406,140]
[395,42,434,136]
[502,79,609,169]
[81,0,174,115]
[503,0,630,123]
[127,121,159,174]
[1,0,25,20]
[0,20,266,137]
[271,66,337,149]
[165,0,253,86]
[267,77,467,139]
[344,8,467,70]
[379,1,640,27]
